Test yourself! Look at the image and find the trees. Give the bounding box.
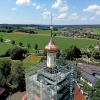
[0,58,11,78]
[10,47,28,60]
[34,43,38,53]
[19,42,23,47]
[61,46,82,60]
[0,37,3,42]
[0,58,11,86]
[0,58,25,91]
[11,40,15,45]
[27,43,31,48]
[34,43,38,50]
[95,79,100,89]
[7,30,13,33]
[92,50,100,60]
[91,79,100,100]
[9,61,25,91]
[1,47,28,60]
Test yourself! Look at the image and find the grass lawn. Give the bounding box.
[91,28,100,35]
[0,32,99,55]
[0,43,13,55]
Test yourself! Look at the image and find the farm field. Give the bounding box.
[36,29,58,35]
[37,29,53,34]
[91,28,100,35]
[0,32,99,55]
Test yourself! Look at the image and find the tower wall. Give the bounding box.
[47,53,56,68]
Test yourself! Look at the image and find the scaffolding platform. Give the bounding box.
[25,61,76,100]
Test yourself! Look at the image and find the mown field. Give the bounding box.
[0,32,99,55]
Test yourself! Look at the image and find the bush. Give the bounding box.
[11,40,15,45]
[11,47,28,60]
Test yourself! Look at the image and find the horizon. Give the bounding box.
[0,0,100,25]
[0,24,100,26]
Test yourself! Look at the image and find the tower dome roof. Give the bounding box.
[45,38,58,53]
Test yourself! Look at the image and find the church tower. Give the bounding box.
[45,37,58,68]
[45,15,58,68]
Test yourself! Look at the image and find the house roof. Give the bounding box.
[0,87,5,95]
[81,71,96,85]
[74,85,85,100]
[79,64,100,85]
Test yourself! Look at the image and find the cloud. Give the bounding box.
[52,0,62,9]
[90,16,96,20]
[16,0,31,6]
[60,6,68,12]
[57,13,67,19]
[80,17,88,21]
[36,5,41,9]
[52,0,68,12]
[83,5,100,15]
[32,3,41,10]
[32,3,36,7]
[68,13,79,20]
[67,13,88,21]
[42,11,51,19]
[11,8,17,11]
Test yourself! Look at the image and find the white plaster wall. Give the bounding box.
[47,53,56,68]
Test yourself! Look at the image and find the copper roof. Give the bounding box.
[45,38,58,53]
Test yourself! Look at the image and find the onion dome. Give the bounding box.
[45,38,58,53]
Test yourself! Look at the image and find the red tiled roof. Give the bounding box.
[74,85,85,100]
[22,94,39,100]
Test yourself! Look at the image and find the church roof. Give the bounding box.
[45,38,58,53]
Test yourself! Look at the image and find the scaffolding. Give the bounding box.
[25,60,76,100]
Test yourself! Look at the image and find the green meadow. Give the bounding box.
[36,29,58,35]
[0,32,98,55]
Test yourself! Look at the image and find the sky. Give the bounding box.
[0,0,100,25]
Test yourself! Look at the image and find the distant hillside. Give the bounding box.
[0,24,100,30]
